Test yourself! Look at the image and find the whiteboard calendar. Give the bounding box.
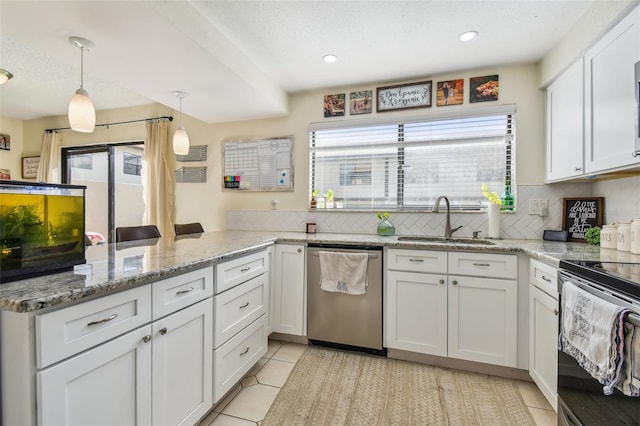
[222,136,294,191]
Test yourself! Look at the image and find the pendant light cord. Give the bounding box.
[79,46,85,90]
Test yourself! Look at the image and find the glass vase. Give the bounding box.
[377,218,395,236]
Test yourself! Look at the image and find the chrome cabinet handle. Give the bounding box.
[176,287,194,295]
[239,301,250,309]
[159,327,167,335]
[240,347,250,356]
[297,248,302,253]
[142,335,151,343]
[541,275,552,282]
[633,151,639,158]
[439,279,445,284]
[87,313,118,326]
[452,280,458,286]
[554,309,559,316]
[472,263,490,268]
[241,267,251,272]
[574,166,582,172]
[409,258,424,263]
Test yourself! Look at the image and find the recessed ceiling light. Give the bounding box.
[459,31,478,42]
[322,54,337,63]
[0,69,14,84]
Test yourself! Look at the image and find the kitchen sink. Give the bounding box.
[396,236,497,245]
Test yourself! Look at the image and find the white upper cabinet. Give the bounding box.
[546,58,585,182]
[585,6,640,173]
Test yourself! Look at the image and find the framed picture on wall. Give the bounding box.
[22,156,40,179]
[0,133,10,150]
[349,91,373,115]
[324,93,346,117]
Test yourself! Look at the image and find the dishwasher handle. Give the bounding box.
[308,251,379,259]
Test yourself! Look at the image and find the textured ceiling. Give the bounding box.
[0,0,599,123]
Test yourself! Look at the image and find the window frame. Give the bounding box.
[308,105,516,212]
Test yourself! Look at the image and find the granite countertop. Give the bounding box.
[2,230,638,313]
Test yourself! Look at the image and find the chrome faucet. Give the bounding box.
[432,195,463,238]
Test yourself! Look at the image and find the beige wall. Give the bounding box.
[6,62,546,231]
[0,116,25,180]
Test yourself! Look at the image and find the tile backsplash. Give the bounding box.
[228,183,601,240]
[592,175,640,223]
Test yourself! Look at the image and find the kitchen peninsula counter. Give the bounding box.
[2,230,636,313]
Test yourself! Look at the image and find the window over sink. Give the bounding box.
[309,105,515,211]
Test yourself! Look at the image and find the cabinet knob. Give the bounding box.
[452,280,458,286]
[633,151,639,158]
[554,309,559,316]
[439,279,445,284]
[297,248,302,253]
[574,167,582,172]
[142,335,151,343]
[159,327,168,335]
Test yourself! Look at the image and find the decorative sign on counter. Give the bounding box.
[561,197,604,242]
[377,80,432,112]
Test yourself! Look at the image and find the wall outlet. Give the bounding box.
[529,199,548,216]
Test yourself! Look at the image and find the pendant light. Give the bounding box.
[172,91,190,155]
[0,69,13,85]
[68,36,96,133]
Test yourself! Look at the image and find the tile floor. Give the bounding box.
[198,340,557,426]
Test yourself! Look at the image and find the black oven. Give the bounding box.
[558,260,640,425]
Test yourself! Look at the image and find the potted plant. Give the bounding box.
[310,189,319,209]
[376,212,395,236]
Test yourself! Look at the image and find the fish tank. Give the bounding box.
[0,180,87,283]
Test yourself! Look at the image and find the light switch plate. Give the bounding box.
[529,199,548,215]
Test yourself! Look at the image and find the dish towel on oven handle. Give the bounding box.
[617,322,640,396]
[559,281,631,395]
[318,251,368,295]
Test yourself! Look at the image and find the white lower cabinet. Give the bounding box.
[386,270,447,356]
[529,259,559,411]
[270,243,306,336]
[152,298,213,425]
[37,298,212,426]
[37,325,153,426]
[213,314,268,402]
[386,249,518,368]
[448,275,517,366]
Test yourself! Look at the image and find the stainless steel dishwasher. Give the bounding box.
[307,244,384,355]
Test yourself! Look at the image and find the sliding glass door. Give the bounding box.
[62,143,144,243]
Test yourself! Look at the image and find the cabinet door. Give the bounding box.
[529,284,559,411]
[386,270,447,356]
[546,58,585,182]
[37,326,152,426]
[448,275,517,367]
[152,298,213,426]
[585,7,640,173]
[271,244,305,335]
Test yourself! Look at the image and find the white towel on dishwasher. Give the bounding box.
[319,251,368,295]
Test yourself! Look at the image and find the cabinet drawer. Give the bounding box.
[448,252,516,279]
[152,266,213,320]
[386,249,447,273]
[213,314,268,402]
[214,273,268,348]
[529,259,558,298]
[36,285,152,368]
[215,250,268,293]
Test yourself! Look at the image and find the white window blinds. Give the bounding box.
[309,111,514,210]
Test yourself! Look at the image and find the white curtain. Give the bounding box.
[37,131,62,183]
[142,119,176,238]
